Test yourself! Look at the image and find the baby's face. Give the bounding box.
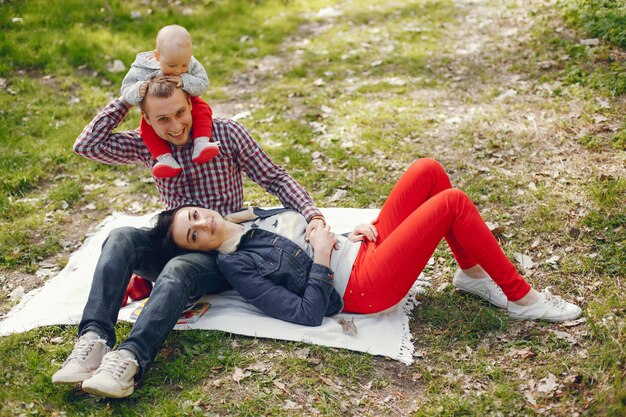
[156,46,192,76]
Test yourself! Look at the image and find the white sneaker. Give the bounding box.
[452,269,508,309]
[152,153,182,178]
[507,291,582,322]
[82,351,139,398]
[191,137,219,163]
[51,335,110,384]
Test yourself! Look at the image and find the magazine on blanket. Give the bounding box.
[128,296,211,325]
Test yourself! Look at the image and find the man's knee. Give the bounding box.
[159,253,228,294]
[102,227,146,250]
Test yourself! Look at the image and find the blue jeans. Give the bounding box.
[78,226,230,379]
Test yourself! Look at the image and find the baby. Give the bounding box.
[121,25,218,178]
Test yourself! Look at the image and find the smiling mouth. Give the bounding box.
[168,127,185,139]
[211,217,215,234]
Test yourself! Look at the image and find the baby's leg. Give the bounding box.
[139,118,181,178]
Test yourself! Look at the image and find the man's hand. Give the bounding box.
[305,218,326,241]
[163,75,183,88]
[308,224,336,267]
[348,223,378,243]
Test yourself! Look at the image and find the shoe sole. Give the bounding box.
[52,372,92,384]
[192,146,219,163]
[454,286,508,309]
[508,311,582,322]
[152,165,182,178]
[82,383,134,399]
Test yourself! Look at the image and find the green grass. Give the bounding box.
[0,0,625,415]
[561,0,626,49]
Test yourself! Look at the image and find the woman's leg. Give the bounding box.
[372,158,475,269]
[344,188,531,313]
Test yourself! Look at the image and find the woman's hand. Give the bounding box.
[308,224,336,267]
[348,223,378,243]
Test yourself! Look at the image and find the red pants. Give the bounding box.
[343,158,531,313]
[139,96,213,160]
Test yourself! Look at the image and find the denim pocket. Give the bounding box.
[257,247,281,275]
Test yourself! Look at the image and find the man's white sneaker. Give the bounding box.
[82,351,139,398]
[51,335,110,384]
[507,291,582,322]
[452,269,508,309]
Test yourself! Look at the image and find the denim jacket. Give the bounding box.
[216,208,343,326]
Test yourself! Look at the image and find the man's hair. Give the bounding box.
[139,77,189,112]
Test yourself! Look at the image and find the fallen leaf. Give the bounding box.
[329,189,348,202]
[283,400,302,410]
[273,380,286,391]
[580,38,600,46]
[514,253,535,269]
[562,317,586,327]
[550,329,578,345]
[106,59,126,73]
[524,390,537,405]
[232,367,251,383]
[337,317,358,335]
[536,373,559,393]
[294,347,310,359]
[232,110,252,120]
[506,347,535,359]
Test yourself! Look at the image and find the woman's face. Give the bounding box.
[171,207,228,251]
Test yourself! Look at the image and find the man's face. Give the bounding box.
[142,89,193,146]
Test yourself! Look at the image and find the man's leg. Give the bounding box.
[116,251,229,380]
[78,227,167,345]
[53,227,166,384]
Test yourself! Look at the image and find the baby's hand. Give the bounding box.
[164,75,183,88]
[139,82,148,99]
[348,223,378,243]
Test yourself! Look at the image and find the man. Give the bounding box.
[52,77,326,398]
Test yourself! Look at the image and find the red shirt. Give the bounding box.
[74,99,322,220]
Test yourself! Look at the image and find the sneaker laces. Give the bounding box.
[65,339,99,364]
[542,292,567,310]
[98,354,136,379]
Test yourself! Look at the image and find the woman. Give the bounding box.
[153,158,581,326]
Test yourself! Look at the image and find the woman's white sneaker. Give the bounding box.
[507,291,582,322]
[452,269,508,309]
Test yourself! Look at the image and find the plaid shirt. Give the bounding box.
[74,99,322,220]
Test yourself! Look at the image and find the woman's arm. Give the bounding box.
[218,252,336,326]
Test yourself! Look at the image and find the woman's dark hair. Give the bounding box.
[149,204,195,258]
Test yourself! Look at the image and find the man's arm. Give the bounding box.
[73,98,148,165]
[180,56,209,96]
[227,120,323,221]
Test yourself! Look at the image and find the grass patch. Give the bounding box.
[561,0,626,49]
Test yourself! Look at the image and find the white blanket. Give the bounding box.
[0,209,419,364]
